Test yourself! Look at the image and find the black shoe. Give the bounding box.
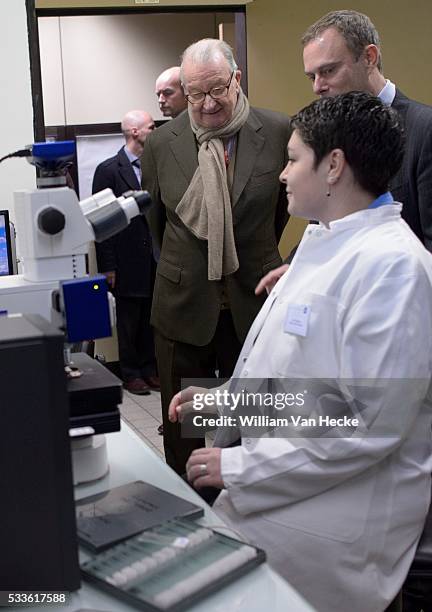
[124,378,151,395]
[144,376,160,391]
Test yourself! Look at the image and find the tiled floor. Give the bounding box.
[120,389,165,458]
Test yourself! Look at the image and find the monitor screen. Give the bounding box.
[0,210,14,276]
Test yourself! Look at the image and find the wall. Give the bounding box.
[39,13,222,125]
[246,0,432,255]
[0,1,36,220]
[36,0,251,7]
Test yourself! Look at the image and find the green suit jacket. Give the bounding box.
[141,107,291,346]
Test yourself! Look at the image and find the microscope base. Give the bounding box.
[72,434,109,485]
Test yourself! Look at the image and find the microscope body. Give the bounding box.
[0,180,150,325]
[0,141,152,483]
[14,186,93,282]
[0,186,94,321]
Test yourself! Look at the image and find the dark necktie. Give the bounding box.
[132,158,141,184]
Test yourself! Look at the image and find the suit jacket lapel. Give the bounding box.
[391,89,409,121]
[390,90,409,191]
[169,116,198,184]
[118,148,141,190]
[168,111,264,211]
[231,110,265,213]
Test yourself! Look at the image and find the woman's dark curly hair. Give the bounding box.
[291,91,405,196]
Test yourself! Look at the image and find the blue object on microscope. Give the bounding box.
[60,275,111,343]
[29,141,76,173]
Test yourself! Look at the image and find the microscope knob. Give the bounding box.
[38,207,66,235]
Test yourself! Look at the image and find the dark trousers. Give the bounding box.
[155,310,242,475]
[116,295,156,381]
[403,577,432,611]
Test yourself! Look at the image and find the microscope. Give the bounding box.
[0,142,265,600]
[0,140,152,484]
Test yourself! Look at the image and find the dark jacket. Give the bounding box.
[141,107,291,346]
[92,147,155,297]
[391,89,432,251]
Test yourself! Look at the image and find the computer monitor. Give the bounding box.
[0,209,14,275]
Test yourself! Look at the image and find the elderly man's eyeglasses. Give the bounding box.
[185,71,235,104]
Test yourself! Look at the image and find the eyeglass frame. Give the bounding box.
[184,71,236,104]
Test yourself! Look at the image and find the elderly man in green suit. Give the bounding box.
[141,38,291,475]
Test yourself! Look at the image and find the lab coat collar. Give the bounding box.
[312,202,403,233]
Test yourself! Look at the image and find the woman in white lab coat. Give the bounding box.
[169,92,432,612]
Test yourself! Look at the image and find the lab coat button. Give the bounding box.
[243,370,248,376]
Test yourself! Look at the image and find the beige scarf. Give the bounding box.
[175,88,250,281]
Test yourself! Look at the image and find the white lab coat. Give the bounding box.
[213,204,432,612]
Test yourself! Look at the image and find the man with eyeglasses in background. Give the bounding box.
[141,38,291,475]
[155,66,187,119]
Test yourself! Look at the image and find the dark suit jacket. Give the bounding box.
[141,107,291,346]
[391,90,432,250]
[92,147,155,297]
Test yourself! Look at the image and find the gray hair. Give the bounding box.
[180,38,238,82]
[302,10,383,73]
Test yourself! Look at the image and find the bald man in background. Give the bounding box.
[152,71,186,435]
[93,110,159,395]
[155,67,187,118]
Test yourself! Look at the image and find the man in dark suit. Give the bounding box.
[301,10,432,248]
[257,9,432,296]
[141,39,291,474]
[93,110,159,395]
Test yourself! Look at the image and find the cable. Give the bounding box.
[0,148,31,164]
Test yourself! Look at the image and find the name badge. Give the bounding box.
[284,304,310,337]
